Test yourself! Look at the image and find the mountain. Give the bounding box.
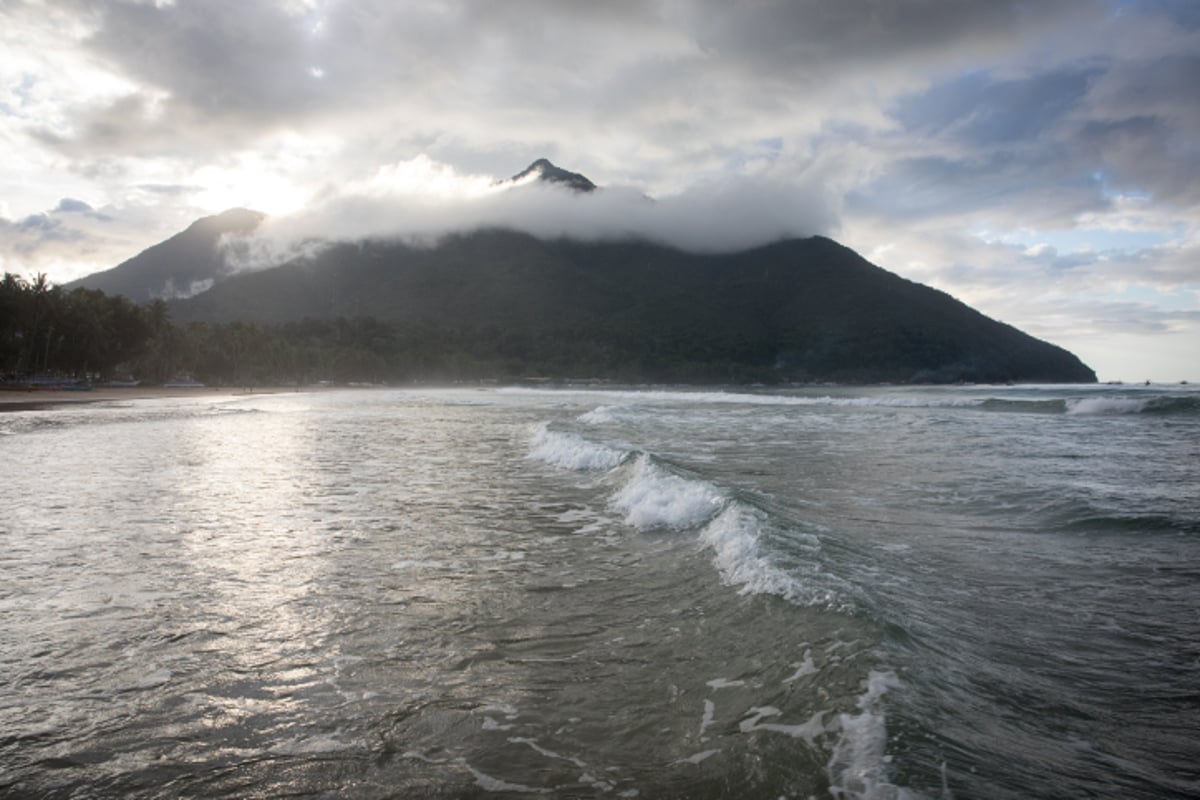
[168,228,1096,384]
[507,158,597,192]
[65,207,265,301]
[68,159,1095,383]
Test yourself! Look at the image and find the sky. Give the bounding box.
[2,0,1198,382]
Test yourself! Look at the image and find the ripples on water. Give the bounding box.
[1,385,1198,799]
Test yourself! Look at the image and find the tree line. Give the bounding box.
[0,272,413,386]
[2,273,778,387]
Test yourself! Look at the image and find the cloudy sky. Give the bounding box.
[2,0,1198,381]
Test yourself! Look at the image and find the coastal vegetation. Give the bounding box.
[3,257,1097,388]
[1,270,800,385]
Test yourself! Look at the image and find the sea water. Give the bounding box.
[1,384,1197,798]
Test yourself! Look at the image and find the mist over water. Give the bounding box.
[2,384,1198,798]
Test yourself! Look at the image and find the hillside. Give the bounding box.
[65,208,265,301]
[169,228,1096,384]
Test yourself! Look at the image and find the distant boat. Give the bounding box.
[104,378,142,388]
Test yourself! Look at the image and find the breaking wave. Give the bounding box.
[1065,397,1151,415]
[1063,395,1200,415]
[505,385,1200,417]
[530,422,858,613]
[528,424,628,471]
[611,454,725,530]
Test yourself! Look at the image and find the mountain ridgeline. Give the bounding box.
[74,160,1096,384]
[65,208,266,302]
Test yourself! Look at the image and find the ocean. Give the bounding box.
[1,384,1197,799]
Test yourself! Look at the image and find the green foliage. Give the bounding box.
[1,273,150,380]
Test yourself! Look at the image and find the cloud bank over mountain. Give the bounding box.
[234,156,838,267]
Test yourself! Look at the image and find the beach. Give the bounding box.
[0,385,299,412]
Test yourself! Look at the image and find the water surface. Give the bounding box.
[2,384,1197,798]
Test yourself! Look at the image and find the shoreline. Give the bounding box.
[0,385,299,412]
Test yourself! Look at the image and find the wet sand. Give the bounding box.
[0,386,296,412]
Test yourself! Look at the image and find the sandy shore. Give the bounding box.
[0,386,300,412]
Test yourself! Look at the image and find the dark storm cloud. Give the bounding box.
[44,1,1103,165]
[85,0,321,118]
[1072,53,1200,206]
[679,0,1095,75]
[35,0,1191,240]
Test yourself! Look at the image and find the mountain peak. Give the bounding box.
[509,158,596,193]
[187,207,267,234]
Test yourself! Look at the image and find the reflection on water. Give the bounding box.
[2,391,874,797]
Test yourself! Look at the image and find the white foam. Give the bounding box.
[612,455,724,530]
[1065,397,1148,415]
[699,504,803,599]
[826,671,921,800]
[500,386,984,410]
[738,706,827,746]
[706,678,746,689]
[391,559,448,571]
[699,698,716,737]
[678,749,721,764]
[529,425,626,471]
[579,772,616,791]
[784,649,818,683]
[271,733,356,755]
[475,703,519,730]
[509,737,588,769]
[578,405,621,424]
[130,668,172,690]
[481,716,514,731]
[465,763,550,794]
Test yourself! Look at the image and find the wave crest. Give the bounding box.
[528,425,627,471]
[1065,397,1148,415]
[612,455,725,530]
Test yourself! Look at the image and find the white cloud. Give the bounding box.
[229,154,837,270]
